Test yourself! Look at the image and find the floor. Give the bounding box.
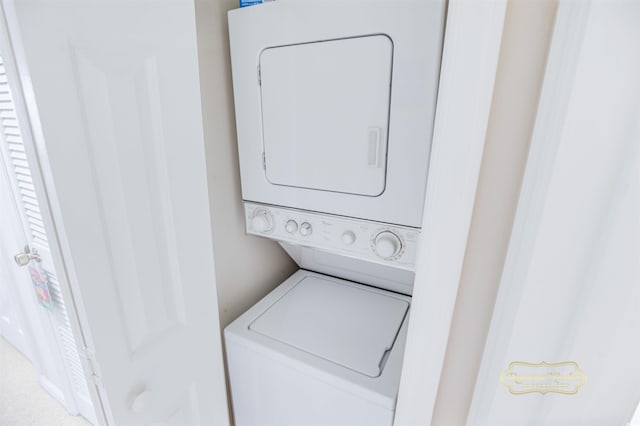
[0,337,91,426]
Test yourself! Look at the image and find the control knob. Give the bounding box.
[341,231,356,245]
[251,209,273,233]
[374,231,402,259]
[285,220,298,234]
[299,222,312,236]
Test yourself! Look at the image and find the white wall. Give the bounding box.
[194,0,297,328]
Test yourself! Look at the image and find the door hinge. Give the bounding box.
[81,346,104,388]
[262,152,266,170]
[257,65,261,86]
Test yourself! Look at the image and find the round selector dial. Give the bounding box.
[251,209,274,233]
[373,231,403,259]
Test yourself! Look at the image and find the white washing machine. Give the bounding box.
[226,270,410,426]
[226,1,445,425]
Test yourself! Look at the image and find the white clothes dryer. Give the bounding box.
[229,0,445,228]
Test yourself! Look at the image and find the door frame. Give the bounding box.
[394,0,508,424]
[0,2,107,424]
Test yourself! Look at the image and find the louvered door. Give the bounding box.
[0,52,95,422]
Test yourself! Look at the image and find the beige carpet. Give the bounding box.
[0,337,91,426]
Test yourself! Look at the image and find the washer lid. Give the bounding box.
[249,275,409,378]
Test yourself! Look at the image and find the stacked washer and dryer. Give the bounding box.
[225,1,445,425]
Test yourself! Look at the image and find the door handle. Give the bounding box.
[130,389,153,414]
[367,127,381,168]
[14,245,41,266]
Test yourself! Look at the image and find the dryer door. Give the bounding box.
[260,36,392,196]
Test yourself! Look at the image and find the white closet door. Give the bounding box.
[2,0,229,425]
[0,50,93,421]
[468,2,640,425]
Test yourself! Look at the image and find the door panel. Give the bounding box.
[4,0,230,424]
[73,49,187,351]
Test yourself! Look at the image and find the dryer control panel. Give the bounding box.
[244,202,420,271]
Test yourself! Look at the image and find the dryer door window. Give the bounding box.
[260,35,393,197]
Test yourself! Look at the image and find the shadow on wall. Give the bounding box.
[194,0,297,329]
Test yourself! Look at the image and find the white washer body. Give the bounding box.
[225,270,410,426]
